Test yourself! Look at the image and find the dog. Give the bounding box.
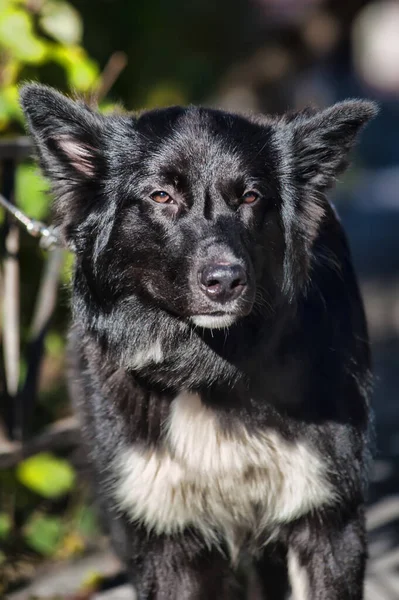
[21,83,377,599]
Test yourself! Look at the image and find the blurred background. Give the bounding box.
[0,0,398,598]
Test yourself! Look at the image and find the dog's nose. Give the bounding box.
[199,263,247,303]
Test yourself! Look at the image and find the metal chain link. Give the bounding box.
[0,192,62,250]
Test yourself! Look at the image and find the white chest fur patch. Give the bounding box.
[114,392,335,556]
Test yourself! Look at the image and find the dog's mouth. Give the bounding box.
[189,313,238,329]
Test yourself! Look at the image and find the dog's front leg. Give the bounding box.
[122,528,241,600]
[287,506,367,600]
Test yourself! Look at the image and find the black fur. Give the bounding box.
[20,84,377,599]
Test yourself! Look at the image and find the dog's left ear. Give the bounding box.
[288,99,378,192]
[278,100,377,300]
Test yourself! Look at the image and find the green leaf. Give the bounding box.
[52,46,99,91]
[145,82,185,109]
[17,453,76,499]
[45,331,65,357]
[40,1,83,46]
[0,0,13,12]
[16,163,50,221]
[0,90,15,130]
[75,505,99,538]
[0,8,47,63]
[24,513,64,556]
[0,85,23,130]
[99,101,121,114]
[0,512,12,540]
[61,250,74,284]
[67,55,98,91]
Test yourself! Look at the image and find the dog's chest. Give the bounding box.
[114,392,333,554]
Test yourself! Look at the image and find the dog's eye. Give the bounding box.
[150,191,174,204]
[241,191,259,205]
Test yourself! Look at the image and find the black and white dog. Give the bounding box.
[21,84,377,599]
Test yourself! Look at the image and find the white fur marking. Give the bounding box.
[191,314,236,329]
[288,548,310,600]
[129,341,163,369]
[114,392,335,557]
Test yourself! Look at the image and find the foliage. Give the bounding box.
[0,0,244,592]
[16,162,50,219]
[0,0,99,132]
[0,0,101,404]
[17,453,75,499]
[0,1,102,592]
[23,513,65,556]
[0,512,12,539]
[0,0,102,245]
[0,476,100,594]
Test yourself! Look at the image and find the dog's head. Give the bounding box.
[20,85,376,329]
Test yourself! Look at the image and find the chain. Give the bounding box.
[0,193,62,250]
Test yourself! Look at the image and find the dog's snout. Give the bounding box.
[199,263,247,303]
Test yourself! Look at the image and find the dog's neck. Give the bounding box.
[74,279,292,384]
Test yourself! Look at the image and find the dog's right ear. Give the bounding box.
[20,84,107,246]
[20,84,105,181]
